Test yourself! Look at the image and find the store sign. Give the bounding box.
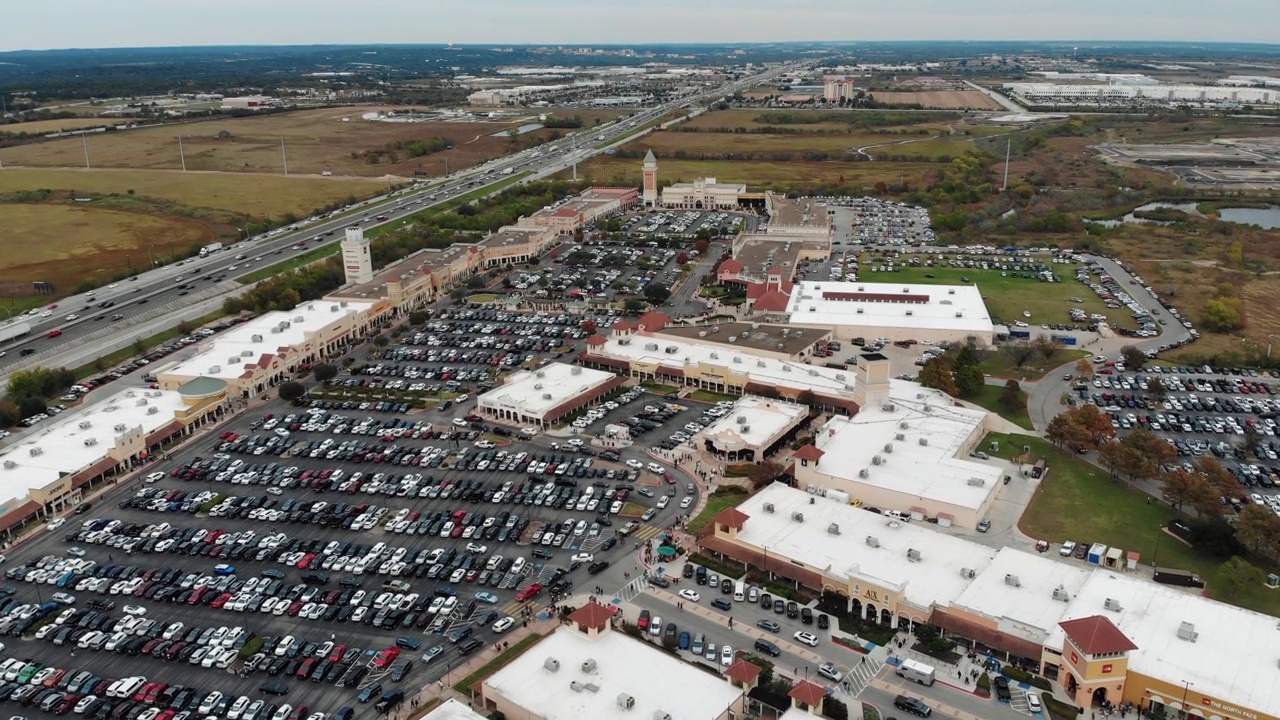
[1101,664,1113,674]
[1202,697,1258,720]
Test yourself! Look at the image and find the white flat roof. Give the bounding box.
[421,699,487,720]
[786,281,994,335]
[1051,571,1280,719]
[813,383,1001,510]
[951,547,1093,644]
[0,388,187,507]
[484,627,742,720]
[701,395,807,449]
[479,362,616,419]
[735,484,997,609]
[593,335,858,401]
[164,300,373,381]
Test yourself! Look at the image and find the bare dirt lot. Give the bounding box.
[869,90,1003,110]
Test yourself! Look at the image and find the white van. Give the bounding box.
[733,580,745,602]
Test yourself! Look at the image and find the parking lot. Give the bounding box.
[617,209,748,240]
[0,334,714,720]
[526,244,680,303]
[1078,362,1280,512]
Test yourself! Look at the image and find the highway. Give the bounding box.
[0,64,795,381]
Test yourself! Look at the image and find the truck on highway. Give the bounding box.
[0,322,32,346]
[895,659,936,686]
[198,242,224,257]
[500,168,514,176]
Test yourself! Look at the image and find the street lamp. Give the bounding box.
[147,245,158,267]
[1180,680,1194,720]
[1268,334,1277,359]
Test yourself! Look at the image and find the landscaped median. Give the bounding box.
[686,486,749,534]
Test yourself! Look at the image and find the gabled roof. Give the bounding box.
[610,320,634,331]
[789,679,828,706]
[718,258,743,275]
[724,659,763,685]
[635,311,672,332]
[752,289,793,313]
[568,601,615,631]
[711,507,750,530]
[793,444,825,463]
[1059,615,1138,655]
[585,335,608,347]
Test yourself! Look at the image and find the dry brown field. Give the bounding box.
[869,90,1003,110]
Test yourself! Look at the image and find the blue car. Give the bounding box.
[679,631,691,650]
[213,564,236,576]
[474,592,498,605]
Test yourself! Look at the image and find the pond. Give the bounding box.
[1217,206,1280,230]
[1083,202,1280,229]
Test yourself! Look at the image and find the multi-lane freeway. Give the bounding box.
[0,64,794,379]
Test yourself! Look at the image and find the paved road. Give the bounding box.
[0,64,798,384]
[667,247,724,316]
[861,674,1032,720]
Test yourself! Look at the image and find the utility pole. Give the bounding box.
[1002,138,1011,192]
[178,136,187,172]
[280,136,289,176]
[81,131,91,169]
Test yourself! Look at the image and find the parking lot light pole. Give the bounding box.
[1268,334,1276,359]
[1180,680,1194,720]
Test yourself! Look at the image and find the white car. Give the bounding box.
[720,645,734,666]
[817,662,842,682]
[1026,692,1043,714]
[123,605,147,616]
[65,314,79,321]
[570,553,594,563]
[677,589,700,603]
[66,547,86,557]
[679,496,693,509]
[492,616,515,634]
[625,459,644,469]
[793,631,819,647]
[144,472,165,484]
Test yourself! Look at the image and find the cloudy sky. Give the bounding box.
[2,0,1277,51]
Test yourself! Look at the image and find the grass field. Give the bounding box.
[1,118,120,135]
[0,167,395,217]
[869,90,1003,110]
[980,348,1091,382]
[687,487,750,534]
[573,156,936,189]
[0,106,533,178]
[855,255,1111,326]
[0,203,213,290]
[994,433,1280,616]
[628,131,971,158]
[968,384,1033,429]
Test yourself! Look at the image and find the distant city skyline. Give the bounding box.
[3,0,1279,51]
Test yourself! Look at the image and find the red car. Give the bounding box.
[211,592,233,609]
[372,648,399,668]
[328,644,347,662]
[516,583,543,601]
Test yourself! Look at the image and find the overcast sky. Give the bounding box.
[3,0,1277,51]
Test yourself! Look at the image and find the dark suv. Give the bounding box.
[994,676,1012,703]
[894,695,932,717]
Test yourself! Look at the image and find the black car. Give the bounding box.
[587,561,609,575]
[993,676,1012,703]
[894,695,932,717]
[259,681,288,696]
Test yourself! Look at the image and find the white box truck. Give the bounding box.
[198,242,224,257]
[895,659,936,686]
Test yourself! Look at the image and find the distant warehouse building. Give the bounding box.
[477,362,624,427]
[785,280,995,345]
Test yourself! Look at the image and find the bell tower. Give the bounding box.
[642,150,658,206]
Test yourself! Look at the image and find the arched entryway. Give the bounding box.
[880,608,893,625]
[1091,688,1108,707]
[865,603,877,622]
[695,201,704,209]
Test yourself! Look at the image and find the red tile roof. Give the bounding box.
[611,320,634,331]
[711,507,750,530]
[789,679,828,707]
[718,258,743,275]
[1059,615,1138,655]
[636,311,672,332]
[568,601,615,630]
[793,445,825,463]
[752,289,792,313]
[724,659,763,685]
[585,335,607,347]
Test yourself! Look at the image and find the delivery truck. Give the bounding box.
[895,659,936,686]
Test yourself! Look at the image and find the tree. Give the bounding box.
[695,238,710,255]
[1033,335,1062,363]
[998,379,1024,412]
[1217,556,1265,599]
[1046,404,1115,452]
[1157,467,1216,512]
[1202,297,1243,332]
[643,283,671,305]
[1074,358,1094,380]
[580,319,598,333]
[0,400,19,429]
[312,363,338,382]
[623,298,646,314]
[675,252,689,266]
[407,310,429,325]
[1193,456,1241,499]
[748,460,786,490]
[373,335,390,347]
[17,396,46,418]
[1097,439,1135,479]
[277,381,306,402]
[177,320,194,335]
[954,363,984,399]
[917,357,958,396]
[1120,345,1147,370]
[1235,504,1280,559]
[1000,340,1039,369]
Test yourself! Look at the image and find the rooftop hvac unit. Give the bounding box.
[859,468,869,479]
[858,286,865,291]
[732,357,742,364]
[340,301,349,308]
[571,367,582,375]
[29,447,43,457]
[709,352,719,360]
[698,331,707,338]
[736,416,748,425]
[571,681,587,693]
[919,437,929,446]
[916,393,926,400]
[113,424,127,432]
[948,289,956,294]
[1004,574,1021,588]
[791,512,804,523]
[757,360,766,367]
[865,536,880,548]
[330,305,340,313]
[960,567,977,579]
[808,369,818,376]
[940,299,952,305]
[270,327,282,334]
[664,346,679,354]
[710,326,719,333]
[147,407,158,415]
[1,461,14,470]
[751,323,759,330]
[967,477,986,487]
[763,503,775,513]
[883,443,894,453]
[1177,621,1198,643]
[228,356,241,365]
[955,312,964,318]
[871,455,882,466]
[835,374,846,381]
[294,315,304,323]
[536,371,546,378]
[905,310,913,316]
[644,343,658,351]
[895,433,905,441]
[544,657,561,672]
[1104,598,1123,612]
[856,308,865,315]
[899,421,910,429]
[617,693,635,710]
[903,287,910,293]
[136,399,147,407]
[209,365,222,374]
[78,421,91,429]
[741,426,750,433]
[782,365,791,372]
[618,338,631,345]
[809,307,816,312]
[728,336,738,343]
[881,403,896,412]
[827,523,840,535]
[906,548,922,562]
[922,405,932,413]
[542,394,552,400]
[280,321,291,329]
[534,384,543,390]
[1053,586,1072,602]
[241,350,253,357]
[83,438,98,447]
[581,659,597,674]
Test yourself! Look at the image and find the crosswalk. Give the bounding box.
[837,654,882,697]
[630,523,665,541]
